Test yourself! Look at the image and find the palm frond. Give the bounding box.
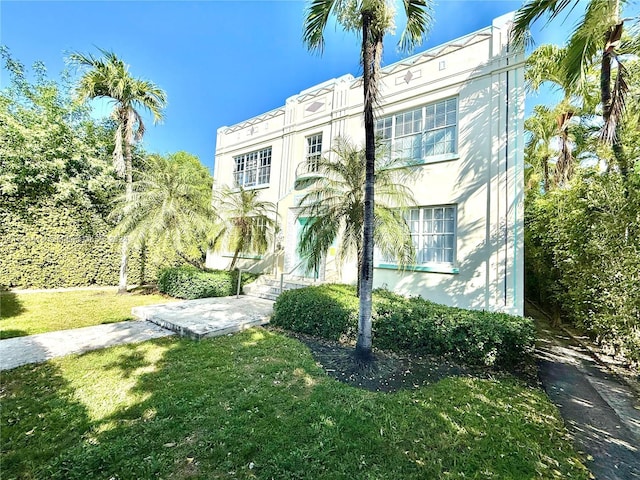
[303,0,340,53]
[525,44,569,93]
[564,0,618,89]
[110,154,217,263]
[211,185,278,260]
[373,207,415,267]
[296,135,416,273]
[512,0,579,47]
[132,109,145,142]
[398,0,433,53]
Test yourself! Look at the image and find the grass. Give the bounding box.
[0,289,174,339]
[1,330,589,479]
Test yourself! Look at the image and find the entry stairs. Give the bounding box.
[243,275,318,301]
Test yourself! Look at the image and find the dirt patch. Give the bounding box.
[276,329,535,393]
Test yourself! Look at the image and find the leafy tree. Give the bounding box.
[212,186,277,271]
[112,152,217,270]
[0,48,117,211]
[296,136,415,294]
[71,49,167,293]
[303,0,433,359]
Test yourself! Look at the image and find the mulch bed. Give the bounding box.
[273,328,536,393]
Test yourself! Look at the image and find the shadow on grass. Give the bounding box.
[0,329,29,340]
[127,284,160,295]
[0,289,25,319]
[104,349,155,378]
[0,361,91,479]
[0,329,590,479]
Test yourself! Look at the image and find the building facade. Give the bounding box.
[208,13,525,315]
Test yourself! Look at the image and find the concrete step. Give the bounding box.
[243,275,319,301]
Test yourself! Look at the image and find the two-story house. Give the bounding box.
[208,12,525,315]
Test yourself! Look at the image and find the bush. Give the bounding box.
[272,285,535,368]
[272,284,358,341]
[157,266,258,300]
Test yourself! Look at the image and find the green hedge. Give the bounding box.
[272,285,535,368]
[0,203,171,289]
[157,266,258,299]
[525,172,640,363]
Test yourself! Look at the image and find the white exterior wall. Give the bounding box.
[210,13,524,315]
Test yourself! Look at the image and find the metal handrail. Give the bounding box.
[235,268,245,299]
[280,259,318,292]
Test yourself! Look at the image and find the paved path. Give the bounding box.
[1,296,274,371]
[528,303,640,480]
[0,321,173,371]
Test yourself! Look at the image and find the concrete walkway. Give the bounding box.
[1,296,274,371]
[528,302,640,480]
[0,321,173,371]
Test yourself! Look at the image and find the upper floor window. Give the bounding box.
[305,133,322,173]
[233,147,271,188]
[376,97,457,162]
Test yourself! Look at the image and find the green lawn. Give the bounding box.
[0,289,174,339]
[1,330,589,479]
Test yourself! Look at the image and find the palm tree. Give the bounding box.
[71,48,167,293]
[512,0,632,176]
[297,136,416,293]
[525,105,557,193]
[524,44,600,187]
[303,0,433,359]
[112,152,217,270]
[212,186,277,271]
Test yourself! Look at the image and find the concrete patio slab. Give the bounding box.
[132,295,274,340]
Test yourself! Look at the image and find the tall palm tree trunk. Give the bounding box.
[118,114,134,294]
[602,21,628,179]
[356,12,378,360]
[542,156,550,193]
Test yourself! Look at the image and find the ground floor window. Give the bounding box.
[377,204,457,269]
[408,205,457,265]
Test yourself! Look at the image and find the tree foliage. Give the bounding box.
[0,47,119,212]
[112,152,217,270]
[513,0,638,172]
[525,53,640,365]
[296,136,416,292]
[211,186,277,271]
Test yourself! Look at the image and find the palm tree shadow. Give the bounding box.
[1,362,92,479]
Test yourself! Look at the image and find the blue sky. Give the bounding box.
[1,0,580,173]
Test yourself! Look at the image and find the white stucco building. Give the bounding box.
[208,13,525,315]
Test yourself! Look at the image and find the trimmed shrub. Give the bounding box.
[272,284,358,341]
[272,284,535,368]
[157,266,258,300]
